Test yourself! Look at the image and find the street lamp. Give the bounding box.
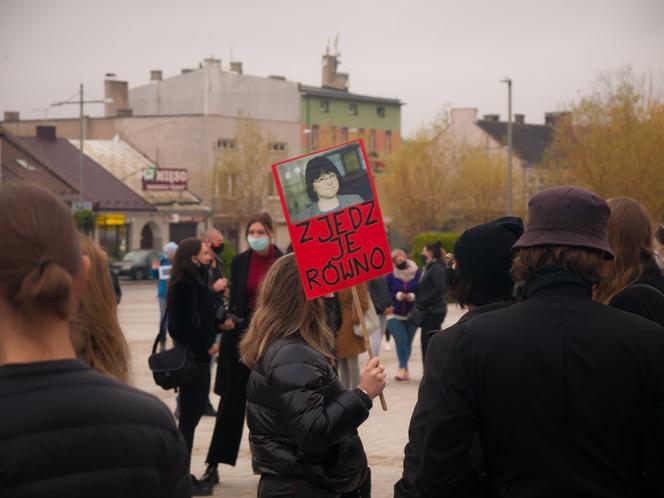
[52,83,111,207]
[500,77,513,216]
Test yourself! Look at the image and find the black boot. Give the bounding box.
[191,475,213,496]
[200,463,219,486]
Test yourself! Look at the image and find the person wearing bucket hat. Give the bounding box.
[418,186,664,498]
[395,216,523,498]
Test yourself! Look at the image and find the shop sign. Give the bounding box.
[142,165,188,191]
[96,214,126,226]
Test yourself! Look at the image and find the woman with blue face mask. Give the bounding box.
[200,212,283,490]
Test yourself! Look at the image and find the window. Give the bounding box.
[311,125,319,149]
[270,142,287,152]
[370,130,376,152]
[330,126,337,145]
[385,130,392,153]
[320,100,330,113]
[217,138,235,149]
[15,158,36,171]
[358,128,365,138]
[377,106,385,118]
[340,127,348,142]
[348,103,358,115]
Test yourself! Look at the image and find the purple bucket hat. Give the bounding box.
[513,186,614,259]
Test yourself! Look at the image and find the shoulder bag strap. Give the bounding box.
[152,300,170,354]
[629,283,664,301]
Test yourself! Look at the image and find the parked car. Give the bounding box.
[110,250,163,280]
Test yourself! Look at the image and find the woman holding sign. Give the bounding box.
[240,254,386,497]
[201,213,283,488]
[294,155,364,222]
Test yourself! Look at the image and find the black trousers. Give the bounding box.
[178,358,211,461]
[420,310,446,360]
[207,330,251,466]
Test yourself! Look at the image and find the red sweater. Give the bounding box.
[246,245,278,310]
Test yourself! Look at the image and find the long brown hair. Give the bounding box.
[594,197,655,303]
[167,237,203,306]
[70,235,130,382]
[240,254,334,368]
[0,182,81,321]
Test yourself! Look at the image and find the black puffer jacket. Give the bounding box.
[246,335,372,493]
[0,359,189,498]
[168,268,216,359]
[415,259,447,314]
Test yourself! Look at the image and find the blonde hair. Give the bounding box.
[594,197,655,303]
[70,235,130,382]
[240,254,335,368]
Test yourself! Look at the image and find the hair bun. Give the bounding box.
[14,261,76,319]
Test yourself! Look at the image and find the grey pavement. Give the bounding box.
[118,280,464,498]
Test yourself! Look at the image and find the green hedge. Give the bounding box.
[411,231,460,264]
[220,244,236,278]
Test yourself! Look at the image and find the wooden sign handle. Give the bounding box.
[351,286,388,411]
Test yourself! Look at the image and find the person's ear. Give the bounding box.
[191,255,199,266]
[73,255,91,299]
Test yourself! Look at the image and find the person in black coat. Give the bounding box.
[0,183,189,498]
[167,237,218,495]
[418,186,664,498]
[395,216,523,498]
[201,213,283,487]
[594,197,664,327]
[239,254,387,498]
[414,241,447,358]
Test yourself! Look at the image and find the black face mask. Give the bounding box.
[396,261,408,270]
[211,243,224,256]
[446,266,456,287]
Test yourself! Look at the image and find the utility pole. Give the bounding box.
[52,84,109,207]
[501,78,513,216]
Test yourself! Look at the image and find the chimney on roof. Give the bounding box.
[514,113,525,125]
[545,111,571,127]
[36,125,56,140]
[268,75,286,81]
[3,111,19,122]
[150,70,162,81]
[483,114,500,122]
[322,50,349,91]
[104,74,130,118]
[117,108,133,117]
[204,57,221,71]
[451,108,478,125]
[230,61,243,74]
[181,68,194,74]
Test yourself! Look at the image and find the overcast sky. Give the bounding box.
[1,0,662,136]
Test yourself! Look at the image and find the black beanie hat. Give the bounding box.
[453,216,524,298]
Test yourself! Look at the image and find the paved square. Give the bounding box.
[119,280,463,497]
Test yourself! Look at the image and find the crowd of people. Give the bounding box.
[3,180,664,498]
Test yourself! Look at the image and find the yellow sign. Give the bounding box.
[96,214,126,226]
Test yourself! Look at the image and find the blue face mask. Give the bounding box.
[248,235,270,252]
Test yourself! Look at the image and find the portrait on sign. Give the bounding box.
[272,140,391,299]
[275,142,374,223]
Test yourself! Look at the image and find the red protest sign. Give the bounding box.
[272,140,391,299]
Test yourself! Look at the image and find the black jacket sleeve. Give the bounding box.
[416,262,447,311]
[266,341,372,455]
[419,327,481,497]
[395,329,455,497]
[168,280,215,355]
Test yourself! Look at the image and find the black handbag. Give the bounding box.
[147,305,198,390]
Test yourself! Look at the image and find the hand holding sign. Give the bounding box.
[272,140,391,411]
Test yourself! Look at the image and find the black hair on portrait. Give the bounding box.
[305,155,341,202]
